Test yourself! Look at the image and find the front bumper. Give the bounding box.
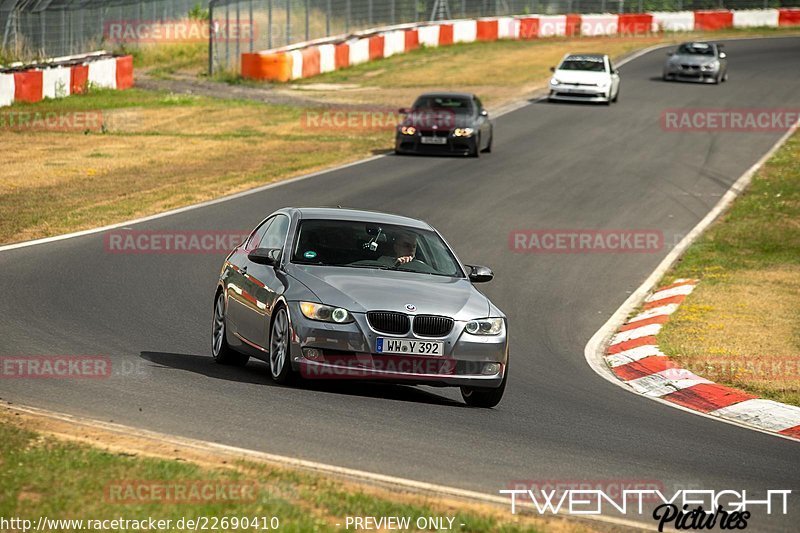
[286,303,508,388]
[663,64,720,82]
[548,85,610,102]
[395,133,477,155]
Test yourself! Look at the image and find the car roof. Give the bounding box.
[291,207,433,230]
[564,53,607,59]
[415,92,475,99]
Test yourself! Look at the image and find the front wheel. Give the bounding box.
[461,367,507,408]
[269,307,295,384]
[212,292,249,366]
[469,134,481,158]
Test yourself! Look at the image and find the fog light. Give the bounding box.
[483,362,501,375]
[303,348,322,361]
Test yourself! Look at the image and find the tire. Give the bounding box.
[482,132,493,153]
[212,291,249,366]
[612,89,619,103]
[269,306,295,384]
[470,135,481,158]
[460,364,507,408]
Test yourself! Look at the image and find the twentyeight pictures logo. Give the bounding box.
[499,488,791,531]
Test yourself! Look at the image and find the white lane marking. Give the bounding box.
[628,304,679,322]
[584,115,800,443]
[6,403,651,531]
[609,323,663,345]
[644,284,695,302]
[710,400,800,433]
[627,371,712,397]
[605,345,665,367]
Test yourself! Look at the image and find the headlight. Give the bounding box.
[400,126,416,135]
[702,61,719,71]
[299,302,353,323]
[550,78,560,86]
[453,128,474,137]
[597,80,610,88]
[464,318,504,336]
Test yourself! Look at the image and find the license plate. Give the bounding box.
[420,136,447,145]
[376,338,444,356]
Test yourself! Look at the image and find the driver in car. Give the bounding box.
[379,230,418,266]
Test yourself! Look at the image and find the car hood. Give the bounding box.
[287,264,492,320]
[669,54,716,66]
[552,70,610,84]
[402,112,474,129]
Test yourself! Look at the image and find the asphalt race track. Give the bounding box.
[2,37,799,530]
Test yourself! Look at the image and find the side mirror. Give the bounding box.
[480,109,488,117]
[613,69,619,75]
[466,264,493,283]
[719,52,727,59]
[398,107,410,114]
[248,247,281,266]
[549,66,556,72]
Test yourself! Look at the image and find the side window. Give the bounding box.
[607,58,615,73]
[246,217,273,250]
[259,214,290,250]
[474,97,483,114]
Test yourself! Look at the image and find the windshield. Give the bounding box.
[291,219,463,277]
[676,43,715,56]
[558,57,606,72]
[412,95,474,115]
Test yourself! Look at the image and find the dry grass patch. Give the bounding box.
[659,267,800,405]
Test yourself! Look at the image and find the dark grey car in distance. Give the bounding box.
[395,92,493,157]
[213,207,509,407]
[663,42,728,83]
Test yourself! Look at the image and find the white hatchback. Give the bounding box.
[548,54,620,105]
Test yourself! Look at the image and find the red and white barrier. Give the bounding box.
[651,11,695,32]
[0,73,14,107]
[383,30,406,58]
[539,15,567,37]
[42,66,71,99]
[453,20,478,43]
[778,8,800,26]
[733,9,779,28]
[581,14,619,36]
[240,9,800,82]
[0,54,133,108]
[418,25,440,48]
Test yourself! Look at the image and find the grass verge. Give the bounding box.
[657,129,800,406]
[0,407,592,532]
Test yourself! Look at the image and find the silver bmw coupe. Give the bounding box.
[213,207,509,407]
